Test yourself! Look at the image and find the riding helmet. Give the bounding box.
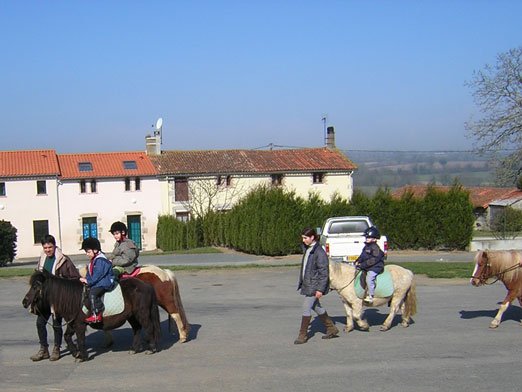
[80,237,101,251]
[364,226,381,239]
[110,221,127,234]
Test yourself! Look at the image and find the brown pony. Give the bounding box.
[133,265,190,342]
[470,250,522,328]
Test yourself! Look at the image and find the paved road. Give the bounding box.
[2,267,522,392]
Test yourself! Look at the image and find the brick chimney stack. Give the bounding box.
[326,126,335,149]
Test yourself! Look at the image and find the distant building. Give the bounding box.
[392,185,522,230]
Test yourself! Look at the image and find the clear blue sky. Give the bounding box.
[1,1,521,153]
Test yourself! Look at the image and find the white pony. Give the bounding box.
[329,261,417,332]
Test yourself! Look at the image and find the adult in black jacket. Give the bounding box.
[295,227,339,344]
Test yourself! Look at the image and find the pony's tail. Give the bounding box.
[150,288,162,345]
[403,279,417,318]
[166,270,190,331]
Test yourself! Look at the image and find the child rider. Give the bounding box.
[355,226,385,304]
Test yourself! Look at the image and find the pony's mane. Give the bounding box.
[35,271,83,317]
[481,250,522,285]
[328,260,356,288]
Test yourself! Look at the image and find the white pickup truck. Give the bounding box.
[318,216,388,263]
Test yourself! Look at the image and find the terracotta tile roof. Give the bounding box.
[58,151,157,179]
[150,148,357,175]
[0,150,60,177]
[392,185,522,209]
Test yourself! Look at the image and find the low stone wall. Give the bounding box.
[470,237,522,251]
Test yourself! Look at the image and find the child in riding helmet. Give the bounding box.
[355,226,385,304]
[79,237,115,324]
[109,221,139,277]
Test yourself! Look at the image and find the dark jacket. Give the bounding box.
[86,252,115,290]
[37,247,80,279]
[297,242,330,296]
[356,242,385,274]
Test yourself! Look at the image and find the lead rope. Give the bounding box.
[335,266,361,293]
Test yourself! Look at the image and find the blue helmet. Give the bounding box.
[364,226,380,239]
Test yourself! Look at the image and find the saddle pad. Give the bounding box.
[354,267,394,299]
[82,284,125,317]
[102,284,125,316]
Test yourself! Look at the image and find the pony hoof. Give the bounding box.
[128,349,138,355]
[380,325,389,332]
[343,327,354,333]
[489,324,499,329]
[144,349,156,355]
[401,322,410,328]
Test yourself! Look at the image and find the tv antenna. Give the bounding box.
[155,117,163,144]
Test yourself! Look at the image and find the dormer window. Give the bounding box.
[123,160,137,170]
[79,162,93,172]
[312,172,325,184]
[271,174,283,186]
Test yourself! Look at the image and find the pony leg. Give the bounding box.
[74,323,88,362]
[381,297,401,331]
[170,313,190,343]
[128,318,142,354]
[339,298,354,333]
[103,331,114,348]
[399,301,410,327]
[63,324,78,358]
[490,292,516,328]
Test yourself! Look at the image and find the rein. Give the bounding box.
[334,263,361,292]
[472,262,522,285]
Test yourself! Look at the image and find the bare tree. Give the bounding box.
[180,176,247,218]
[465,46,522,186]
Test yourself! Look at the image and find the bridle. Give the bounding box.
[27,281,71,329]
[471,260,521,285]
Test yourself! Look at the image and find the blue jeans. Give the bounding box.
[366,270,379,296]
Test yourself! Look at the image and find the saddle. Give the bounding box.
[354,267,394,299]
[120,267,142,279]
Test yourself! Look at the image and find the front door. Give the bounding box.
[127,215,142,249]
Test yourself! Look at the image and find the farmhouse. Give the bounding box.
[0,127,357,259]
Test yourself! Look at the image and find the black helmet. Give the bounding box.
[80,237,101,251]
[110,221,127,234]
[364,226,380,239]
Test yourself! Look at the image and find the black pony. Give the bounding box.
[22,270,161,362]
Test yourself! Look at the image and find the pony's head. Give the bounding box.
[471,251,492,286]
[22,270,49,313]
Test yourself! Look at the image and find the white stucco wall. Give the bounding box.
[0,177,60,259]
[57,177,162,256]
[168,172,354,217]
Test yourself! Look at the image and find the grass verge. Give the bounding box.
[0,261,474,279]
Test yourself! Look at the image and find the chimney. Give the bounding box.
[326,126,335,148]
[145,133,161,155]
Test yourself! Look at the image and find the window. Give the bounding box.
[312,172,324,184]
[123,160,137,170]
[217,175,232,187]
[37,180,47,195]
[80,180,86,193]
[33,220,49,244]
[0,182,5,196]
[125,178,131,191]
[176,211,190,222]
[271,174,283,186]
[79,162,93,172]
[90,179,97,193]
[82,217,98,239]
[174,178,189,201]
[135,177,141,191]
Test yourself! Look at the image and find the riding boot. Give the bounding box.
[318,312,339,339]
[49,345,61,361]
[30,345,50,361]
[294,316,312,344]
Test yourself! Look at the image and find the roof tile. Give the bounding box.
[0,150,60,177]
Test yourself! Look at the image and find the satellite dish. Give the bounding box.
[155,117,163,130]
